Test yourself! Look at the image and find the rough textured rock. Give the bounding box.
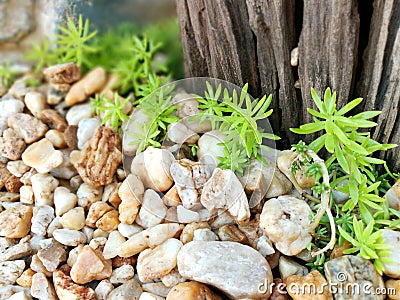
[0,205,32,238]
[0,236,31,262]
[44,62,81,84]
[177,241,273,299]
[324,255,385,300]
[74,126,121,186]
[31,272,57,300]
[37,241,66,272]
[131,146,175,192]
[31,173,59,206]
[70,245,112,284]
[8,113,48,143]
[381,229,400,278]
[0,260,25,284]
[137,238,183,282]
[284,270,332,300]
[53,269,96,300]
[201,168,250,223]
[0,137,26,160]
[110,264,135,284]
[31,205,55,236]
[170,159,211,210]
[260,196,312,256]
[166,281,221,300]
[95,279,114,300]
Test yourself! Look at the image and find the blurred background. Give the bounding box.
[0,0,183,78]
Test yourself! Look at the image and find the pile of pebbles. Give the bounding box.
[0,62,399,300]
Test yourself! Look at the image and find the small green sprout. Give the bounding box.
[91,93,131,131]
[338,217,393,275]
[55,15,98,68]
[0,61,17,88]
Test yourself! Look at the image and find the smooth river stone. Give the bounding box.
[177,241,273,299]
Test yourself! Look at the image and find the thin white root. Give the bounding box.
[311,208,336,257]
[304,150,336,256]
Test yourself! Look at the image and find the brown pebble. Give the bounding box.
[44,62,81,84]
[40,109,68,132]
[63,126,78,149]
[0,137,26,160]
[4,174,22,193]
[53,269,96,300]
[8,113,48,144]
[112,255,138,268]
[270,278,289,300]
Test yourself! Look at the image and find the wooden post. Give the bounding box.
[176,0,400,169]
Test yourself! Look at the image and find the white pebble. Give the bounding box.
[54,186,77,216]
[77,118,100,149]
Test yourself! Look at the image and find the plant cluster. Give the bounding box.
[90,93,130,132]
[129,84,180,154]
[194,82,279,175]
[291,88,398,274]
[25,15,180,132]
[0,61,18,88]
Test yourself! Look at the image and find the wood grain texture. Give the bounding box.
[298,0,360,130]
[176,0,400,169]
[357,0,400,168]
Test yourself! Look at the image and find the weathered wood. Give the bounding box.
[357,0,400,168]
[176,0,259,92]
[298,0,360,139]
[246,0,298,143]
[176,0,400,169]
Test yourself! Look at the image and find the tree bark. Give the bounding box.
[357,0,400,169]
[176,0,400,169]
